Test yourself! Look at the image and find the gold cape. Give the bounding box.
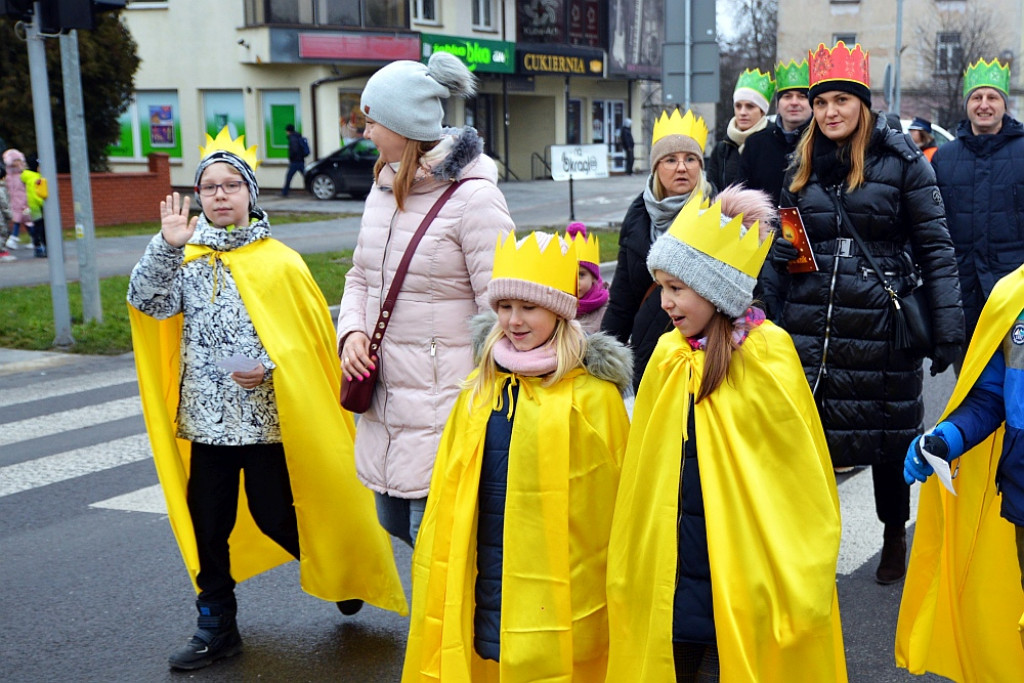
[402,369,630,682]
[606,322,847,682]
[896,265,1024,681]
[129,237,407,614]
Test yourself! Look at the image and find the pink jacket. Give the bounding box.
[336,128,514,497]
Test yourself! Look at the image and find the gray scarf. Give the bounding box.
[643,174,693,243]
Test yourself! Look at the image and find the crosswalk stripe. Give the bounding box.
[0,367,137,408]
[835,468,921,575]
[0,433,151,498]
[90,484,166,515]
[0,397,141,447]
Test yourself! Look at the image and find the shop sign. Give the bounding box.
[517,48,604,76]
[550,144,609,181]
[421,34,515,74]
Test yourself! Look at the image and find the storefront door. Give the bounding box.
[591,99,626,172]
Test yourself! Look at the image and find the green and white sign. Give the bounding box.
[421,33,514,74]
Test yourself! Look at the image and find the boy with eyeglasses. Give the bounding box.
[127,127,407,671]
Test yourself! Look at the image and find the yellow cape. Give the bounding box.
[896,265,1024,681]
[606,322,847,682]
[129,237,407,614]
[402,369,630,682]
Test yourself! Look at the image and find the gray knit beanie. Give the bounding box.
[650,134,704,169]
[488,233,578,320]
[360,52,477,141]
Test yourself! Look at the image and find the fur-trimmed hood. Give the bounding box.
[423,126,485,182]
[469,311,634,396]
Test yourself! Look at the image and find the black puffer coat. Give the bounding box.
[779,115,964,467]
[601,193,672,391]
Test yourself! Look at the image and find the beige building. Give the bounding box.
[112,0,645,190]
[776,0,1023,128]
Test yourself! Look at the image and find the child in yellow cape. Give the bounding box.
[897,264,1024,681]
[127,127,406,672]
[605,187,848,682]
[402,231,633,682]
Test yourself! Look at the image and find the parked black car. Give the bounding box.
[304,139,378,200]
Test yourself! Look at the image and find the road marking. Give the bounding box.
[91,484,167,515]
[0,397,141,446]
[0,433,151,498]
[835,468,921,575]
[0,367,137,407]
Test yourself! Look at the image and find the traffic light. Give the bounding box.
[0,0,34,21]
[38,0,127,33]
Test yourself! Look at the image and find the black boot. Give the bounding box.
[336,599,364,615]
[875,524,907,585]
[168,599,243,670]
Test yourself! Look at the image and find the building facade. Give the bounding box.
[776,0,1023,129]
[112,0,657,189]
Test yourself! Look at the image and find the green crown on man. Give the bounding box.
[963,57,1010,98]
[775,59,810,92]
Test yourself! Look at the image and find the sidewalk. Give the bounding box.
[0,173,645,290]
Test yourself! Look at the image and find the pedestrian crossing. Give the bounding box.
[0,354,918,576]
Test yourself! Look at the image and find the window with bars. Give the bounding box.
[936,32,963,75]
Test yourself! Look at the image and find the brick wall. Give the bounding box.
[56,153,171,228]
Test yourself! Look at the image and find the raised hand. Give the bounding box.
[160,192,199,248]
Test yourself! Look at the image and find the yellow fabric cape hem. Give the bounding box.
[129,237,407,615]
[895,266,1024,682]
[606,322,847,682]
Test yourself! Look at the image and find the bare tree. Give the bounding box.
[716,0,778,137]
[913,1,1008,129]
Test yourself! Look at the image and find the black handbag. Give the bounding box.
[340,180,464,413]
[834,201,932,356]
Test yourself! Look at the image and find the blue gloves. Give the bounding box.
[904,421,966,485]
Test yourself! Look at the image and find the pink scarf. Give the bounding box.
[492,337,559,377]
[577,281,610,315]
[686,307,766,350]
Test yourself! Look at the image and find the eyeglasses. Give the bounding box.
[658,155,701,168]
[197,181,245,197]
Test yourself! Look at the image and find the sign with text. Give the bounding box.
[421,33,515,74]
[550,144,609,181]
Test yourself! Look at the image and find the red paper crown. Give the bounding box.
[809,41,870,89]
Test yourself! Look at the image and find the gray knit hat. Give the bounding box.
[488,232,578,320]
[650,134,704,169]
[646,186,775,318]
[360,52,477,141]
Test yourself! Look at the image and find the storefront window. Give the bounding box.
[246,0,407,28]
[107,90,184,161]
[567,99,582,144]
[203,91,246,140]
[262,91,302,160]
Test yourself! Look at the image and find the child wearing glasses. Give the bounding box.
[127,128,407,671]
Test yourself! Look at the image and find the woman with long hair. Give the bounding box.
[775,41,964,585]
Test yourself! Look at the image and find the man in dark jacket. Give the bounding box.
[620,118,635,175]
[281,124,307,197]
[932,57,1024,342]
[740,58,812,319]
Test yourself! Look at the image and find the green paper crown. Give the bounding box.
[734,68,776,102]
[775,59,810,92]
[963,58,1010,98]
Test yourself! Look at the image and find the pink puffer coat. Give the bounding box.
[336,127,514,497]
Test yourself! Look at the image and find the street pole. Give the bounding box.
[27,3,74,346]
[60,30,102,323]
[894,0,904,116]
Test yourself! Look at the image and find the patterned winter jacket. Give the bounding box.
[336,126,514,498]
[127,214,279,445]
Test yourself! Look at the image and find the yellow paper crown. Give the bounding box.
[652,109,709,154]
[199,126,260,169]
[492,231,578,296]
[569,231,600,265]
[667,191,773,278]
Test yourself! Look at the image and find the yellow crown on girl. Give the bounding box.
[199,127,260,169]
[667,192,772,278]
[651,109,709,154]
[492,231,578,296]
[569,231,600,265]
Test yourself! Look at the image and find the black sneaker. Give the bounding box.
[336,599,364,616]
[168,625,243,670]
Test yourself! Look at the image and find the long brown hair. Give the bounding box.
[373,138,440,211]
[696,312,747,404]
[788,102,874,194]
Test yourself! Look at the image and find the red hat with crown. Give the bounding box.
[808,41,871,106]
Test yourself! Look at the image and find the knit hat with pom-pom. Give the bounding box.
[360,52,477,141]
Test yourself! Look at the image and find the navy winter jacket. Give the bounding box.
[932,115,1024,340]
[474,381,518,661]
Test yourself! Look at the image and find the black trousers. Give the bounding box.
[872,459,911,527]
[187,442,300,604]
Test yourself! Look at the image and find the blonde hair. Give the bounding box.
[464,316,587,410]
[789,102,873,194]
[373,138,440,211]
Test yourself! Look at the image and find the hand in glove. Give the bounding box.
[903,421,965,485]
[769,237,800,273]
[929,343,962,376]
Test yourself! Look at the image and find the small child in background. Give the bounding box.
[21,155,47,258]
[403,231,633,682]
[0,162,15,262]
[2,149,28,250]
[567,221,610,333]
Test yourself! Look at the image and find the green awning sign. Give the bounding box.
[421,33,515,74]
